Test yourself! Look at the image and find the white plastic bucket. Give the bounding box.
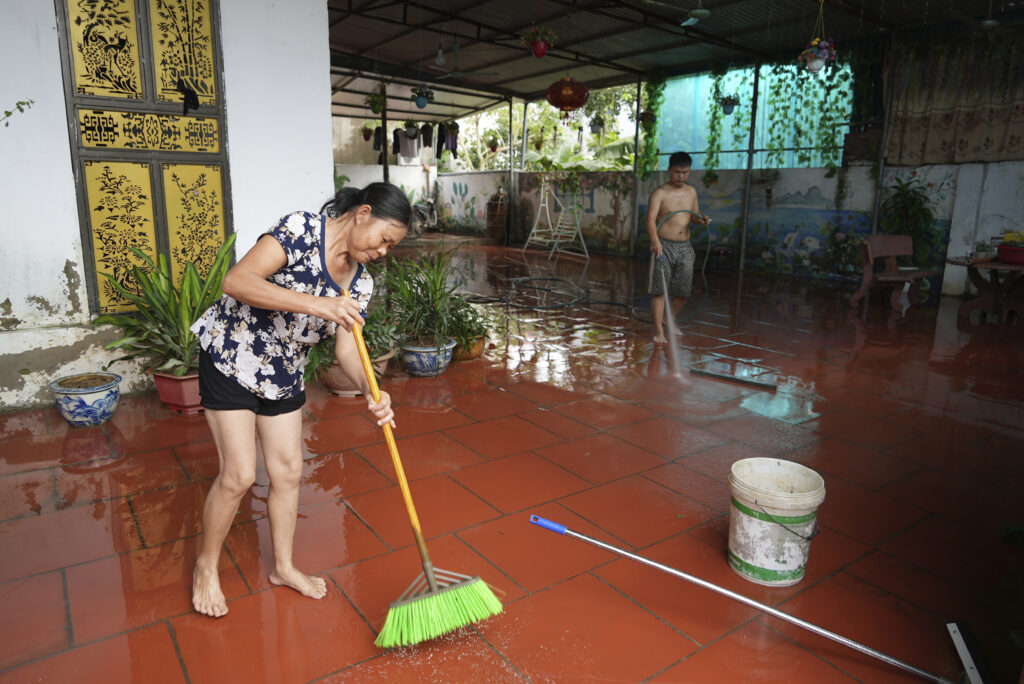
[727,458,826,587]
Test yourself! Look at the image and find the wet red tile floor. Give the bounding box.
[2,245,1023,683]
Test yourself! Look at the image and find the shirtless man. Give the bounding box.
[646,151,708,344]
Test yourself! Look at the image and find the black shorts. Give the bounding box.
[198,348,305,416]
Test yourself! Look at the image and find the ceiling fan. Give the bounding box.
[681,0,711,27]
[428,42,499,80]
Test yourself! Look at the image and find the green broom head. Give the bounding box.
[374,569,503,648]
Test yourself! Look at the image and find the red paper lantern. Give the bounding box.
[546,77,589,118]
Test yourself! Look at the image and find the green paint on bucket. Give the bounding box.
[727,458,825,587]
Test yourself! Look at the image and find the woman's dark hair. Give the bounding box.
[320,182,412,227]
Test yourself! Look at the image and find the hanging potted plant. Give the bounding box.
[93,234,237,414]
[521,25,557,58]
[410,85,434,109]
[487,135,499,153]
[364,83,387,114]
[403,120,420,138]
[360,123,374,141]
[798,37,836,73]
[588,115,605,134]
[718,94,740,115]
[49,371,123,427]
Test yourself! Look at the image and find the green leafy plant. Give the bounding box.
[880,177,938,266]
[449,296,488,351]
[520,25,557,47]
[410,85,434,104]
[303,302,400,383]
[93,234,237,376]
[364,82,387,114]
[382,244,462,347]
[2,99,34,128]
[638,73,665,180]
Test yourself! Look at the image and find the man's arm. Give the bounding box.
[688,186,708,225]
[646,189,664,256]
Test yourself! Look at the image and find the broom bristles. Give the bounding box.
[374,577,503,648]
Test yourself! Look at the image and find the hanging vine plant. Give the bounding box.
[638,72,666,180]
[702,68,726,187]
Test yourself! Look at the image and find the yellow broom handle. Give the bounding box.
[345,294,433,569]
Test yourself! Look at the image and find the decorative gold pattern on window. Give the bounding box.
[150,0,217,106]
[83,161,158,313]
[163,164,225,284]
[67,0,143,99]
[78,109,219,152]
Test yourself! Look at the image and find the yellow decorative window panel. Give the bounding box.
[83,161,158,313]
[150,0,218,106]
[67,0,143,99]
[79,109,219,152]
[163,164,225,285]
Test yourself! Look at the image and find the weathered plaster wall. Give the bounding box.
[1,0,335,410]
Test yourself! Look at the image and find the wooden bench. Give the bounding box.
[848,235,940,309]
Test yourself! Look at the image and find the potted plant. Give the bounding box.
[998,230,1024,264]
[879,177,937,267]
[305,302,401,396]
[360,123,374,141]
[365,83,387,114]
[798,37,836,73]
[450,297,489,362]
[487,135,499,153]
[521,25,557,58]
[410,85,434,109]
[48,372,122,427]
[93,234,237,414]
[381,245,466,377]
[973,240,996,261]
[589,115,605,134]
[718,94,740,115]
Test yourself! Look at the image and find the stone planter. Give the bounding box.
[49,372,122,427]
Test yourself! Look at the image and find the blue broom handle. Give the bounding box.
[528,516,956,684]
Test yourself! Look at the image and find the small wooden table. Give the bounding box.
[945,257,1024,325]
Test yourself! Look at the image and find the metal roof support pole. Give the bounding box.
[520,101,529,171]
[381,83,389,183]
[507,97,514,246]
[629,75,642,257]
[738,63,761,273]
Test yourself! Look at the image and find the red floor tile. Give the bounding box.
[653,620,859,683]
[766,572,964,684]
[643,462,732,514]
[786,437,920,490]
[533,432,666,484]
[844,551,972,619]
[885,430,1020,481]
[0,467,55,520]
[357,431,485,482]
[559,475,717,547]
[110,412,212,454]
[55,448,189,506]
[386,404,473,436]
[446,387,538,421]
[345,475,500,549]
[303,412,385,458]
[449,452,590,513]
[173,439,220,481]
[0,407,57,441]
[0,433,65,476]
[322,632,525,683]
[129,481,221,549]
[816,474,927,545]
[0,501,135,583]
[0,571,68,670]
[296,451,393,504]
[478,573,697,681]
[225,499,390,591]
[172,583,377,684]
[610,416,730,460]
[801,411,922,450]
[0,623,184,684]
[707,413,821,455]
[456,503,618,593]
[66,542,247,643]
[677,441,771,483]
[556,396,657,429]
[329,533,523,634]
[504,380,585,406]
[517,407,597,439]
[443,415,563,459]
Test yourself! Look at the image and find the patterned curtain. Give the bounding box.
[885,33,1024,165]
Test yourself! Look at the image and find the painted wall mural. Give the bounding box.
[438,172,505,233]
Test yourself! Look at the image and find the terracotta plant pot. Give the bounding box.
[453,336,486,362]
[362,130,372,141]
[322,352,393,397]
[531,40,548,58]
[152,372,202,415]
[997,245,1024,264]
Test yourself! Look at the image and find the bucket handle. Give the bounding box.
[755,500,820,542]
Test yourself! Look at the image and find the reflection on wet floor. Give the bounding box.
[1,245,1023,683]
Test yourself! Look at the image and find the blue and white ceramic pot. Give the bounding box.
[49,372,122,427]
[400,339,457,377]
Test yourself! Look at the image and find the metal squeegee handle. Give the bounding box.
[528,515,956,684]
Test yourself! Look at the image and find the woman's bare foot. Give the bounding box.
[193,564,229,617]
[653,334,668,345]
[269,566,327,599]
